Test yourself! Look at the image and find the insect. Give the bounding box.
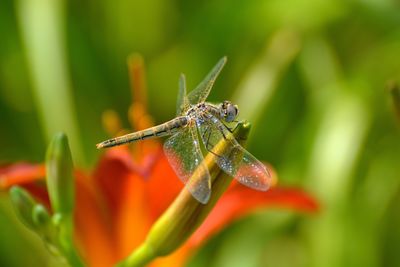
[96,57,271,204]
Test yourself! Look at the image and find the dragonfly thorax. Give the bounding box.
[186,101,238,123]
[186,103,206,119]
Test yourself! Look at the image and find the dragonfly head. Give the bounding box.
[220,100,239,122]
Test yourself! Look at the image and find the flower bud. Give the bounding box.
[32,203,51,228]
[9,186,37,230]
[46,133,75,215]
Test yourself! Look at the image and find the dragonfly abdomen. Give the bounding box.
[96,116,188,149]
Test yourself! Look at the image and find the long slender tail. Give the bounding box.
[96,116,187,149]
[96,131,149,149]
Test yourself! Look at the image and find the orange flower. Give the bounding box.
[0,55,319,267]
[0,147,318,267]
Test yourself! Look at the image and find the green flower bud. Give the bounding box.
[32,204,51,228]
[46,133,75,215]
[9,186,37,230]
[46,134,84,266]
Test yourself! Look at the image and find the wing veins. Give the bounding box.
[196,114,271,191]
[163,123,211,203]
[187,57,227,104]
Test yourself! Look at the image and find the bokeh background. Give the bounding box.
[1,0,400,266]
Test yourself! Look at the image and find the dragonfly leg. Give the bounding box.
[225,121,240,133]
[219,125,228,140]
[206,127,212,146]
[205,145,222,158]
[202,126,213,149]
[202,125,223,158]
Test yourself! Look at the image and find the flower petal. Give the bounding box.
[0,163,49,208]
[0,163,45,189]
[92,147,140,215]
[115,172,151,260]
[94,145,183,218]
[145,152,183,220]
[74,170,118,267]
[189,182,319,247]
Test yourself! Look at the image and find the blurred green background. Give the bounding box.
[1,0,400,266]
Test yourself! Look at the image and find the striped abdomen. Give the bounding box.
[96,116,188,149]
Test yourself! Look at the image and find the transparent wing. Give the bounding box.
[196,115,271,191]
[187,57,227,104]
[176,74,190,116]
[163,125,211,204]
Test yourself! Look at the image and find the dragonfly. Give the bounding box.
[96,57,271,204]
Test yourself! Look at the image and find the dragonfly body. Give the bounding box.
[96,102,232,149]
[97,57,271,204]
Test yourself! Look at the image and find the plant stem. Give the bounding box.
[117,243,155,267]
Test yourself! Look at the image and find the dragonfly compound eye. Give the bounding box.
[225,103,239,122]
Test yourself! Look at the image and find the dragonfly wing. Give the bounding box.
[231,146,272,190]
[197,115,271,191]
[176,74,190,116]
[187,57,227,104]
[163,125,211,204]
